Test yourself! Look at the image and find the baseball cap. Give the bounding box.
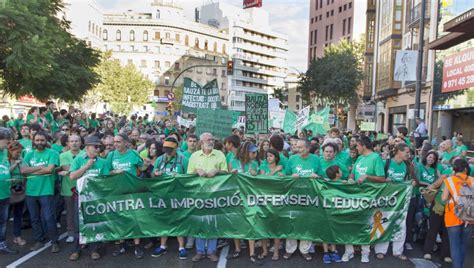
[163,137,178,153]
[248,143,258,153]
[84,136,102,146]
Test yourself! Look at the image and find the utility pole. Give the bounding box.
[415,0,426,119]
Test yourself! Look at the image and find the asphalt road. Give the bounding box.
[1,216,473,268]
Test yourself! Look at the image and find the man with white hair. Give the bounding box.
[187,132,227,262]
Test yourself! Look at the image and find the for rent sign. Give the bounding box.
[442,47,474,93]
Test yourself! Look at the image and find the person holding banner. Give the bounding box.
[182,134,198,160]
[342,136,386,263]
[319,142,349,180]
[68,136,110,261]
[187,132,227,263]
[283,139,322,261]
[224,135,240,165]
[107,133,148,259]
[151,137,188,260]
[260,135,288,172]
[374,143,412,261]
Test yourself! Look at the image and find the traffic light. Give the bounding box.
[227,60,234,75]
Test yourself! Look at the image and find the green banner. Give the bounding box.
[195,108,234,139]
[303,106,331,135]
[79,173,412,245]
[245,93,268,134]
[181,78,221,113]
[282,110,297,134]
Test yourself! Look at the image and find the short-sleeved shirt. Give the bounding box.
[454,145,468,157]
[107,149,144,176]
[442,150,457,164]
[0,150,11,199]
[260,164,283,175]
[286,154,323,177]
[226,151,236,165]
[320,157,349,180]
[352,152,385,180]
[260,152,289,171]
[23,148,59,196]
[386,159,408,183]
[51,143,64,154]
[182,150,193,160]
[229,158,258,175]
[70,155,110,183]
[152,153,188,175]
[88,119,100,129]
[187,149,227,174]
[60,150,85,196]
[18,138,33,155]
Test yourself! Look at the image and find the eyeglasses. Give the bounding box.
[61,128,69,131]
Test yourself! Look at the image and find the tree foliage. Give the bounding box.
[299,40,364,106]
[93,52,154,115]
[0,0,100,101]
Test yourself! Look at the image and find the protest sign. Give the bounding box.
[296,106,310,130]
[303,106,331,135]
[195,108,234,139]
[269,111,285,129]
[181,78,221,113]
[245,93,268,134]
[79,173,412,245]
[283,110,297,134]
[177,116,195,128]
[360,122,376,131]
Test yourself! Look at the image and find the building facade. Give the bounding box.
[429,1,474,148]
[308,0,367,61]
[285,73,302,112]
[365,0,435,135]
[64,0,229,117]
[200,2,288,111]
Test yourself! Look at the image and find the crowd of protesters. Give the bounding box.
[0,102,472,268]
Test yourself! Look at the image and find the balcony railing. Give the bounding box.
[409,1,430,28]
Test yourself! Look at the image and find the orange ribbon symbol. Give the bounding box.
[370,209,385,240]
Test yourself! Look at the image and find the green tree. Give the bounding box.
[93,53,153,115]
[299,40,364,106]
[0,0,100,101]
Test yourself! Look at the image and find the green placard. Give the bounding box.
[245,93,268,134]
[195,108,234,139]
[79,173,412,245]
[282,110,297,134]
[360,122,376,131]
[181,78,221,113]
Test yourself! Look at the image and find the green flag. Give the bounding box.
[282,110,297,134]
[303,106,330,135]
[79,173,412,245]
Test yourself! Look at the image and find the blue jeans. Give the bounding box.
[196,238,217,255]
[0,198,9,244]
[447,224,472,268]
[11,201,24,237]
[26,195,58,243]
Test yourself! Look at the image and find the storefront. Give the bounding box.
[429,2,474,148]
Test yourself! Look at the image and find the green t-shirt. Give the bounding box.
[50,120,59,133]
[320,157,349,180]
[70,155,110,185]
[260,164,283,175]
[352,152,385,180]
[0,150,11,199]
[18,138,33,155]
[415,164,437,195]
[454,145,468,157]
[14,118,25,132]
[88,119,99,129]
[226,151,236,165]
[107,149,144,176]
[60,150,85,196]
[181,142,188,152]
[23,148,59,196]
[442,150,457,164]
[182,150,193,160]
[51,143,64,154]
[79,120,88,128]
[386,159,408,183]
[45,111,54,125]
[260,152,289,171]
[163,127,176,136]
[229,158,258,175]
[335,149,350,166]
[26,114,35,124]
[152,153,188,175]
[286,154,323,177]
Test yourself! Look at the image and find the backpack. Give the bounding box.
[446,176,474,222]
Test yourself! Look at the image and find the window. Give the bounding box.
[99,27,102,38]
[320,0,323,8]
[213,68,217,75]
[195,38,199,48]
[175,34,180,42]
[95,25,98,35]
[325,25,329,41]
[116,30,121,41]
[222,70,226,77]
[155,31,160,40]
[330,24,333,40]
[130,45,134,51]
[343,19,346,35]
[88,21,91,32]
[313,47,317,59]
[175,62,180,70]
[326,11,329,18]
[315,16,318,22]
[143,45,148,52]
[143,31,148,41]
[222,44,226,54]
[348,2,352,8]
[311,18,314,24]
[185,35,189,46]
[348,17,352,34]
[154,61,160,68]
[204,40,208,50]
[213,42,217,52]
[327,0,329,5]
[165,61,170,68]
[103,29,108,40]
[314,30,317,44]
[130,30,135,41]
[164,77,170,85]
[165,32,170,39]
[344,4,347,10]
[140,60,146,68]
[315,0,318,9]
[156,9,160,19]
[319,14,322,20]
[310,31,313,45]
[331,10,334,16]
[339,6,342,12]
[92,23,95,33]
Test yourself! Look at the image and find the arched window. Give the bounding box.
[116,30,121,41]
[103,29,108,40]
[213,42,217,52]
[222,44,226,54]
[204,40,208,50]
[143,30,148,41]
[130,30,135,41]
[194,38,199,48]
[185,35,189,46]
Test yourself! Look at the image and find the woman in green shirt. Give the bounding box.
[26,107,39,124]
[8,141,27,246]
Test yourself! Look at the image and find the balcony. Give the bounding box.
[408,1,430,28]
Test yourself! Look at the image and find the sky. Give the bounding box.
[95,0,310,72]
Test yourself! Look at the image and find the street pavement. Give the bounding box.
[1,217,473,268]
